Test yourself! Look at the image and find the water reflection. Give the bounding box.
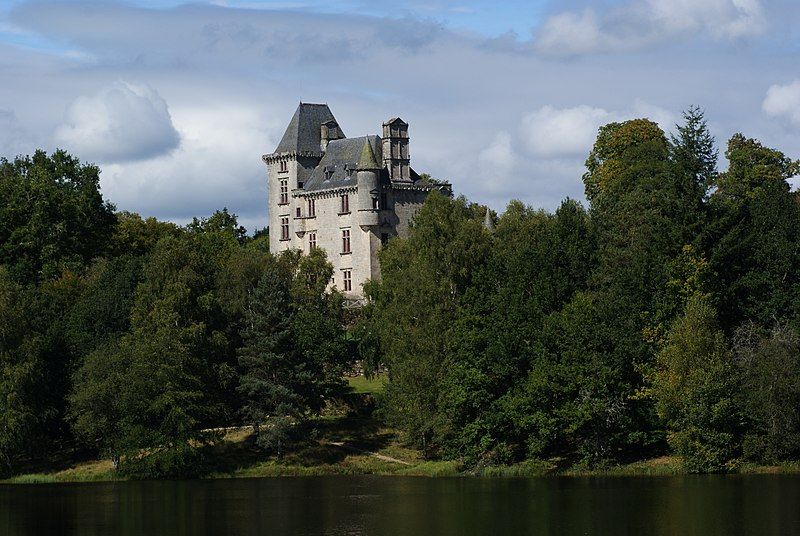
[1,475,799,535]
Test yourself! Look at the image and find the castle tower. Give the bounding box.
[382,117,410,182]
[356,138,381,229]
[262,102,340,253]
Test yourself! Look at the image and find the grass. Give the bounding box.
[346,374,387,395]
[563,456,685,477]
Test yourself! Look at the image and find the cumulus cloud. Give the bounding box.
[54,81,180,163]
[520,105,612,159]
[478,131,516,170]
[535,0,766,56]
[763,80,800,125]
[518,102,675,160]
[100,103,273,226]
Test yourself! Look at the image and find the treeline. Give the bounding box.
[0,150,351,478]
[361,108,800,472]
[2,107,799,478]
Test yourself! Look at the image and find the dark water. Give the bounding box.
[2,475,800,535]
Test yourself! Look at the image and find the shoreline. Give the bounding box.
[5,451,800,485]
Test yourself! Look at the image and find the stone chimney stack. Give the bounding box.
[382,117,410,182]
[320,120,341,151]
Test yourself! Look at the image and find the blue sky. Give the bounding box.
[0,0,798,231]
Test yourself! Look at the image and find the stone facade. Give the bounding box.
[263,103,450,298]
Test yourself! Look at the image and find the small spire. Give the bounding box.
[356,138,381,171]
[483,206,495,232]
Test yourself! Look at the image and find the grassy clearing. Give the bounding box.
[346,374,387,395]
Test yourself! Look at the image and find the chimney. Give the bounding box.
[381,117,410,182]
[320,120,341,151]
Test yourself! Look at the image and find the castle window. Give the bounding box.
[340,194,350,214]
[309,233,316,250]
[296,207,301,218]
[280,217,289,241]
[380,193,388,209]
[341,229,351,254]
[343,270,352,292]
[372,197,379,210]
[279,179,288,205]
[279,160,288,173]
[307,198,316,217]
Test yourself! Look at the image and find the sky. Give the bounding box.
[1,0,799,232]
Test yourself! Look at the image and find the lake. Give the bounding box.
[2,475,799,535]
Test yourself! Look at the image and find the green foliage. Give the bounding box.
[704,135,800,330]
[109,211,181,257]
[0,268,40,476]
[363,193,491,454]
[238,249,349,454]
[70,327,218,478]
[4,122,800,480]
[650,296,739,472]
[187,207,247,244]
[670,106,717,201]
[0,150,116,284]
[735,323,800,463]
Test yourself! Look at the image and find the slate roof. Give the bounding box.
[303,135,383,191]
[356,137,382,170]
[274,103,341,154]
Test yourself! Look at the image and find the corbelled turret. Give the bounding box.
[356,138,381,229]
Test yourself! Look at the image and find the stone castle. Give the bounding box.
[263,103,450,297]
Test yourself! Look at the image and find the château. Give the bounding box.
[263,103,450,297]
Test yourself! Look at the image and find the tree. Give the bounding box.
[735,323,800,463]
[237,249,348,454]
[70,327,217,478]
[580,119,689,461]
[109,211,181,257]
[435,199,595,463]
[670,106,717,199]
[362,193,492,454]
[703,135,800,331]
[237,260,298,454]
[650,296,739,473]
[0,150,116,284]
[0,268,40,475]
[669,106,717,242]
[187,208,247,244]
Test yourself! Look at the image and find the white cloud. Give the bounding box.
[518,102,675,160]
[55,81,180,163]
[535,0,766,56]
[534,10,615,58]
[100,103,273,225]
[478,131,515,170]
[763,80,800,125]
[520,105,611,159]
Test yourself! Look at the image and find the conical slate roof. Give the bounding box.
[483,207,495,232]
[274,103,342,154]
[356,137,382,171]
